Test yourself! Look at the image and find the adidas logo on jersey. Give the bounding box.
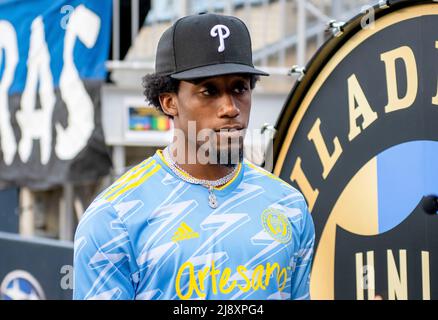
[172,222,200,242]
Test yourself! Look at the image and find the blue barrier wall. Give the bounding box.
[0,188,18,233]
[0,232,73,300]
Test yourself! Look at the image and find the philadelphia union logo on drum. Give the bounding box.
[261,208,292,244]
[273,2,438,300]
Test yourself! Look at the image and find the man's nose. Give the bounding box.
[217,94,240,118]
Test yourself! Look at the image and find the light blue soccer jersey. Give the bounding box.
[73,150,315,300]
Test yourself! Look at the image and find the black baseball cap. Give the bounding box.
[155,12,269,80]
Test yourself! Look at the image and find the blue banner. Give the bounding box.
[0,0,112,94]
[0,0,113,189]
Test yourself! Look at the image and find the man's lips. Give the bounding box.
[214,125,245,132]
[214,127,246,139]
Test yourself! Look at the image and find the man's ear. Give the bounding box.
[159,93,178,117]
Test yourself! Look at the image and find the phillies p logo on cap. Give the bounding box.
[210,24,230,53]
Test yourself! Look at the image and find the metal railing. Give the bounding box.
[109,0,375,76]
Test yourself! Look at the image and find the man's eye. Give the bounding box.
[200,86,217,96]
[234,84,249,94]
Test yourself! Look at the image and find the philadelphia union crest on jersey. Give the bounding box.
[261,208,292,244]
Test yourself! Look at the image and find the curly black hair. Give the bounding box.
[142,73,180,115]
[142,73,260,117]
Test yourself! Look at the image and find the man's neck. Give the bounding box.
[167,144,238,181]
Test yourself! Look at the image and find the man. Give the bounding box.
[74,12,315,300]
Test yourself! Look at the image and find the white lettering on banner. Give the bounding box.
[0,21,18,165]
[56,4,99,160]
[0,5,101,166]
[16,16,56,165]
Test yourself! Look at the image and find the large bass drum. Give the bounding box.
[273,0,438,300]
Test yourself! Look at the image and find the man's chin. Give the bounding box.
[216,145,244,167]
[195,141,244,166]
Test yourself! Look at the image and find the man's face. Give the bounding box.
[171,74,252,165]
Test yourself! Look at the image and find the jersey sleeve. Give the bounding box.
[73,200,138,300]
[290,199,315,300]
